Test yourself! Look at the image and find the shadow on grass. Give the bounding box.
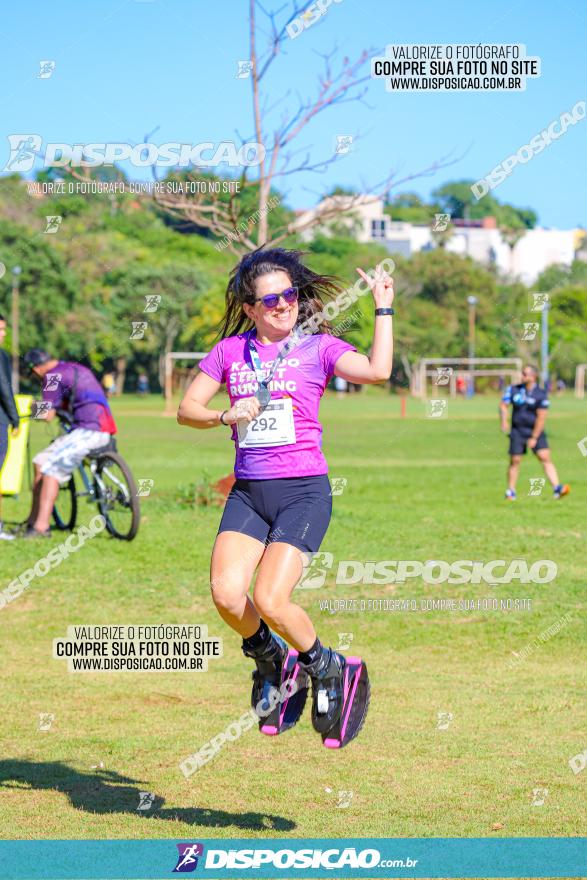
[0,760,295,832]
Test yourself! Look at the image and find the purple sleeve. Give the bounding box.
[42,374,66,410]
[319,335,357,381]
[198,340,225,384]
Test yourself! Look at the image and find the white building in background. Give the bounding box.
[294,195,580,285]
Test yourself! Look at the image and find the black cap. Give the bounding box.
[23,348,51,370]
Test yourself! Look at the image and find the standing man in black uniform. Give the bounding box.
[500,364,570,501]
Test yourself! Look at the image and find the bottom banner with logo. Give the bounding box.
[0,837,586,879]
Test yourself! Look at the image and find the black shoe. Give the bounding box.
[242,635,309,735]
[305,648,345,735]
[242,634,287,713]
[22,526,51,539]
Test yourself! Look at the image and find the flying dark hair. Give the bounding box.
[218,247,343,339]
[0,313,5,322]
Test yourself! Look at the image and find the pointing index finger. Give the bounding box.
[356,268,373,287]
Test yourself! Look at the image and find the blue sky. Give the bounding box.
[1,0,585,227]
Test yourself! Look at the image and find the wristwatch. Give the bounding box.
[375,308,394,316]
[219,411,229,426]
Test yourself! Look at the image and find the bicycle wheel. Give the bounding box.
[52,475,78,531]
[95,451,140,541]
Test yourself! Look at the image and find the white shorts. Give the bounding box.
[33,429,112,485]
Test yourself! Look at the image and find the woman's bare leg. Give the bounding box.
[252,542,317,652]
[210,531,266,638]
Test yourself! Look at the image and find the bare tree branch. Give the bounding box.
[151,2,465,255]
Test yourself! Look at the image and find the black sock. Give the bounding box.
[242,619,272,653]
[298,637,323,667]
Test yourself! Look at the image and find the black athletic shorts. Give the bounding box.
[218,475,332,554]
[509,428,548,456]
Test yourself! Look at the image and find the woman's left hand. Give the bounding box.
[356,264,394,309]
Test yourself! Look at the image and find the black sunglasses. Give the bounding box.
[253,286,299,310]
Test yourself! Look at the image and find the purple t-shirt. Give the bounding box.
[198,332,356,479]
[42,361,117,433]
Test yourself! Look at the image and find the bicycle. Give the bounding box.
[49,410,141,541]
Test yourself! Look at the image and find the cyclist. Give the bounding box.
[22,349,117,538]
[177,248,394,747]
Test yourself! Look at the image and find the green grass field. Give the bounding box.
[0,390,585,842]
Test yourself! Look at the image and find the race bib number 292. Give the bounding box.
[237,398,296,448]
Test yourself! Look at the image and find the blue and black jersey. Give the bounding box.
[502,383,549,434]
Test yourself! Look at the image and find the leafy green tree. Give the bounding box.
[432,180,537,228]
[535,260,587,292]
[385,192,440,224]
[98,262,212,390]
[0,219,80,356]
[547,285,587,382]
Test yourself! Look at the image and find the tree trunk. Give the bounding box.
[115,356,127,396]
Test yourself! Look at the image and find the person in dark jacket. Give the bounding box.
[0,314,20,540]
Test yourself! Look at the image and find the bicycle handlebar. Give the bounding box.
[17,407,73,427]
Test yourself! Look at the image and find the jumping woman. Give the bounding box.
[178,248,394,748]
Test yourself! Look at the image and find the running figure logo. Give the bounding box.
[32,400,52,419]
[3,134,42,172]
[528,477,545,496]
[38,60,56,79]
[143,294,161,313]
[330,477,347,496]
[529,293,550,312]
[434,366,453,386]
[297,552,334,589]
[432,213,451,232]
[427,399,447,419]
[173,843,204,873]
[130,321,148,340]
[136,791,155,811]
[44,216,62,234]
[38,713,55,731]
[521,322,539,341]
[325,787,354,808]
[437,711,453,730]
[531,787,548,806]
[44,372,62,391]
[236,60,253,78]
[334,135,353,154]
[136,479,154,497]
[337,790,354,808]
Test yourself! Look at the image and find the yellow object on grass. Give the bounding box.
[0,395,33,495]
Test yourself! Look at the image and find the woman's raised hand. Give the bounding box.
[356,264,395,309]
